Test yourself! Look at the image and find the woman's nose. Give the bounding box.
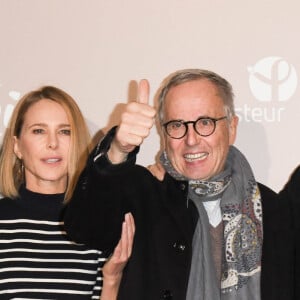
[47,134,58,149]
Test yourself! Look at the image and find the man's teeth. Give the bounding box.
[184,153,207,162]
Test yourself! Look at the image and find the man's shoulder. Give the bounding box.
[280,165,300,195]
[257,182,277,199]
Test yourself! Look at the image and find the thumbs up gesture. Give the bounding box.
[108,79,156,164]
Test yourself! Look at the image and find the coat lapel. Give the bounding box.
[161,173,198,243]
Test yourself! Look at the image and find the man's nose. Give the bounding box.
[185,123,200,145]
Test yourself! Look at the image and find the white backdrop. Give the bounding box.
[0,0,299,192]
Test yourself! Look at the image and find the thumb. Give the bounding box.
[137,79,150,104]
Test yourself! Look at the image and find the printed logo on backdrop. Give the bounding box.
[235,56,297,122]
[0,83,21,139]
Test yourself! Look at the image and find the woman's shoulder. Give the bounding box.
[0,196,22,218]
[0,195,17,206]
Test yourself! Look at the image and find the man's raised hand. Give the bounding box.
[108,79,156,164]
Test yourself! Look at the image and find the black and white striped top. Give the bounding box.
[0,187,106,299]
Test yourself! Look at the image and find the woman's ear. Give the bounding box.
[13,136,22,159]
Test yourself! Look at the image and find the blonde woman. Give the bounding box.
[0,86,134,299]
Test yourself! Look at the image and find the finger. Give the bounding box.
[129,213,135,234]
[125,212,135,233]
[115,216,129,258]
[121,218,130,258]
[137,79,150,104]
[125,213,135,242]
[125,213,135,254]
[118,214,133,260]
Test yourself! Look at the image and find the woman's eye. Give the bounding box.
[60,129,71,135]
[32,129,44,134]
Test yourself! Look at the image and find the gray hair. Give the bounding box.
[157,69,235,124]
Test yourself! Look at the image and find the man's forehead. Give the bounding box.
[164,86,225,116]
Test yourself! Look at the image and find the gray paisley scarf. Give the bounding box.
[160,145,262,300]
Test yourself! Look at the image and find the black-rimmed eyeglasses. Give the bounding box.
[163,116,227,139]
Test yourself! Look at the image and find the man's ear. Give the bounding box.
[229,115,239,145]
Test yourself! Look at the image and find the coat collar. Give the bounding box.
[161,173,198,242]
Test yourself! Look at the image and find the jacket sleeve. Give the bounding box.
[278,166,300,299]
[63,126,139,253]
[279,166,300,228]
[260,180,294,300]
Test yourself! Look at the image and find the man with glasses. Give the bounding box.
[64,69,290,300]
